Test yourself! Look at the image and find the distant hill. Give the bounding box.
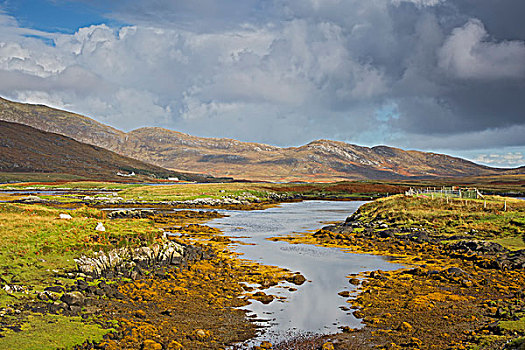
[0,120,213,182]
[1,97,522,181]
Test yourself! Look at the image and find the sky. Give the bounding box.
[0,0,524,168]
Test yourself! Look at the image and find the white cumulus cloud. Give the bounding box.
[0,0,524,161]
[438,19,525,80]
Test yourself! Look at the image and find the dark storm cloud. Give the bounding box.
[452,0,525,40]
[0,0,524,161]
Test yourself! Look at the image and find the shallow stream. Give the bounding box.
[207,200,402,345]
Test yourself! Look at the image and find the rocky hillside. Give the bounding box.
[0,97,520,181]
[0,120,212,182]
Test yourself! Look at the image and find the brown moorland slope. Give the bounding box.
[1,96,522,181]
[0,120,211,182]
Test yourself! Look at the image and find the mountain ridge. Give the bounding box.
[0,96,520,181]
[0,120,215,182]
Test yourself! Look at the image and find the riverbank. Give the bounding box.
[274,195,525,349]
[0,201,307,349]
[1,183,523,349]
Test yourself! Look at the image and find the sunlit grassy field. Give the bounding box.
[0,204,159,303]
[0,180,407,202]
[357,194,525,249]
[119,182,272,201]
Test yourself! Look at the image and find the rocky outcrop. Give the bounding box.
[447,240,525,270]
[74,241,184,278]
[336,213,525,271]
[86,193,299,207]
[107,209,155,219]
[74,241,216,279]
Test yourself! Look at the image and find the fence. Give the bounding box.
[405,186,483,199]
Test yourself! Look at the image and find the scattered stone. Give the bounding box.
[252,291,274,304]
[259,341,273,349]
[108,209,155,219]
[285,273,306,285]
[196,329,207,339]
[76,279,89,291]
[322,342,335,350]
[3,284,27,293]
[59,213,72,219]
[46,291,60,301]
[378,230,395,238]
[61,291,85,306]
[95,222,106,232]
[134,310,147,318]
[37,292,49,301]
[44,285,64,293]
[142,339,162,350]
[349,278,360,285]
[69,305,82,314]
[446,267,467,277]
[340,326,354,332]
[49,301,68,313]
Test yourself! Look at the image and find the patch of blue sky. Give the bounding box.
[375,102,399,122]
[22,33,55,46]
[1,0,123,34]
[454,147,525,168]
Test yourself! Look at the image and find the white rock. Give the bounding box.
[95,222,106,232]
[59,213,72,220]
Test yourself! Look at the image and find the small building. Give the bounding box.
[117,171,136,177]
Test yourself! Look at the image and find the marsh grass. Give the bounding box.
[0,203,160,306]
[358,194,525,248]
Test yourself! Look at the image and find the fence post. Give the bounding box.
[504,201,507,211]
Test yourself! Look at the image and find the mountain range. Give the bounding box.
[1,96,522,181]
[0,120,213,182]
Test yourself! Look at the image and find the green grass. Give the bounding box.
[0,314,111,350]
[0,202,159,349]
[356,195,525,249]
[490,236,525,251]
[119,183,274,202]
[0,203,161,306]
[1,180,406,203]
[499,317,525,332]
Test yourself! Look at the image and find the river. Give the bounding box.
[207,200,402,345]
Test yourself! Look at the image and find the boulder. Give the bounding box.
[61,291,85,306]
[142,339,162,350]
[285,274,306,285]
[44,285,64,293]
[446,267,467,277]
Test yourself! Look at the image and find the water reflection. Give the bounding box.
[207,201,402,344]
